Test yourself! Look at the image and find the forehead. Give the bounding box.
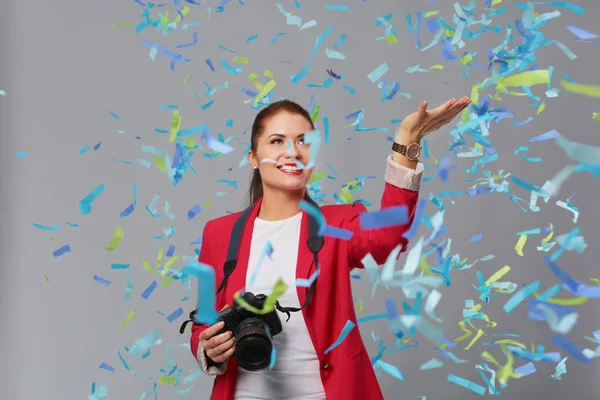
[263,112,313,135]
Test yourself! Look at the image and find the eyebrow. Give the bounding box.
[267,133,305,139]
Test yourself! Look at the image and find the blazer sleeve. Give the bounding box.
[345,155,424,268]
[190,220,228,376]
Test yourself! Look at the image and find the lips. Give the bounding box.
[277,164,303,175]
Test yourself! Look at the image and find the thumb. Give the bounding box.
[418,100,428,115]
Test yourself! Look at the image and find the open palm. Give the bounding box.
[399,96,471,140]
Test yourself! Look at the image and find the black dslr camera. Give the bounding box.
[216,292,283,371]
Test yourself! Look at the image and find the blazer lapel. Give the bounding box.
[225,198,263,303]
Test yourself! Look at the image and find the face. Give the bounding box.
[248,111,314,196]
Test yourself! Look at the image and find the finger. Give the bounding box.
[211,337,235,357]
[211,345,236,364]
[418,100,428,115]
[206,331,233,350]
[200,321,226,341]
[220,304,231,311]
[429,98,456,117]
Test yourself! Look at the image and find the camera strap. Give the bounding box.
[179,196,323,333]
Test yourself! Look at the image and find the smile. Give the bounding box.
[277,164,303,175]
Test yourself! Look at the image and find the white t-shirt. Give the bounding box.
[234,212,326,400]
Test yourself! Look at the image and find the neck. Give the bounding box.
[258,187,305,221]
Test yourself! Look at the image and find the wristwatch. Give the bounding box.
[392,141,422,161]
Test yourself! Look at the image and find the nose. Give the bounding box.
[285,138,301,159]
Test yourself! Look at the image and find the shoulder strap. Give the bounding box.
[179,196,324,333]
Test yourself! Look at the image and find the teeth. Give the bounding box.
[279,166,301,172]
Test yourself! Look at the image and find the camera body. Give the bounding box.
[216,292,283,371]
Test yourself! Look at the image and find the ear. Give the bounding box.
[247,149,256,169]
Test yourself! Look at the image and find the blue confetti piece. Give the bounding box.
[550,335,592,364]
[141,281,157,300]
[246,33,258,43]
[16,151,27,157]
[325,4,348,10]
[79,184,105,214]
[53,244,71,258]
[325,320,355,354]
[403,199,426,240]
[167,307,184,323]
[271,32,290,44]
[470,234,483,243]
[111,263,130,269]
[93,275,111,286]
[176,32,198,48]
[120,184,136,218]
[503,281,540,313]
[291,26,333,84]
[108,111,120,120]
[33,223,60,231]
[447,374,486,396]
[529,129,560,142]
[205,58,215,72]
[166,245,175,257]
[359,206,408,230]
[99,363,115,372]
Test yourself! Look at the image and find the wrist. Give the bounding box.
[395,126,421,144]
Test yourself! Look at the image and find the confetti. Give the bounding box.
[79,184,105,215]
[105,227,124,252]
[324,320,356,354]
[118,310,137,331]
[53,244,71,258]
[93,275,111,286]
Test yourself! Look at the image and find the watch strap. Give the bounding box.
[391,142,407,155]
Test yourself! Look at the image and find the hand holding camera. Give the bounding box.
[200,304,236,365]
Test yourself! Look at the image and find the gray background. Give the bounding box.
[1,0,600,399]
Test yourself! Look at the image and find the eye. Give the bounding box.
[271,138,284,144]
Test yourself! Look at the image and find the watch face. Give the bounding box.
[406,143,420,160]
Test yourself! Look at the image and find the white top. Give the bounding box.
[234,212,326,400]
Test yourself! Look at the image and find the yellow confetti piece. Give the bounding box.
[453,321,473,343]
[44,275,50,282]
[310,105,321,122]
[49,237,58,242]
[424,10,440,18]
[593,112,600,121]
[249,73,263,90]
[418,255,433,275]
[309,171,327,184]
[112,21,130,28]
[203,201,211,208]
[156,248,164,272]
[560,80,600,98]
[537,102,546,114]
[533,292,589,305]
[153,155,167,172]
[234,278,288,314]
[105,227,124,252]
[542,224,554,242]
[486,265,511,286]
[464,329,485,350]
[590,277,600,285]
[159,376,177,385]
[357,300,363,312]
[174,6,189,22]
[169,110,181,143]
[460,53,473,66]
[181,74,190,85]
[254,79,276,104]
[429,64,444,70]
[497,70,549,90]
[463,81,482,122]
[495,339,526,349]
[339,185,353,204]
[162,276,173,288]
[515,234,527,256]
[232,55,249,64]
[185,139,196,149]
[142,260,155,275]
[118,309,136,331]
[444,28,454,37]
[264,70,274,80]
[161,254,180,276]
[384,34,398,44]
[492,0,503,5]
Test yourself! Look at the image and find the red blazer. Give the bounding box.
[190,182,419,400]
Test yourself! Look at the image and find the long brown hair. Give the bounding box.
[247,99,315,205]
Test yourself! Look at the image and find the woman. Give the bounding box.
[188,97,470,400]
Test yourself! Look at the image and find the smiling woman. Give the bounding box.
[247,100,317,221]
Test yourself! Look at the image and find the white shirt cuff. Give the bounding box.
[196,340,228,375]
[385,155,425,192]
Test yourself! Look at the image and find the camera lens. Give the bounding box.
[234,318,273,371]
